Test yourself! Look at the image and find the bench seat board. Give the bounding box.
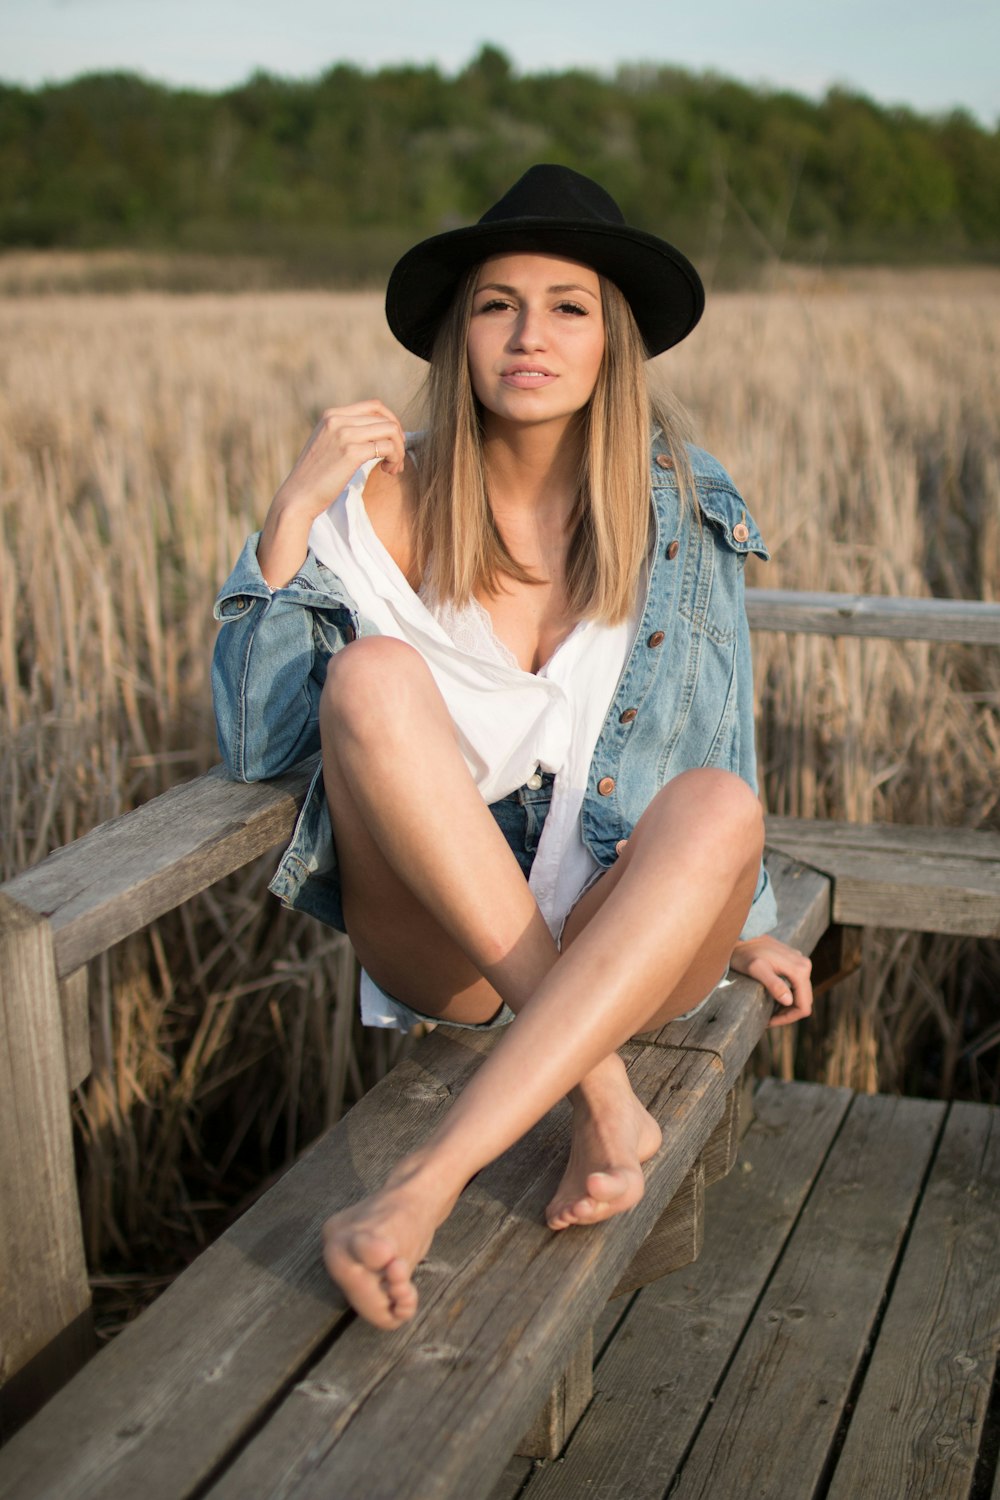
[665,1091,946,1498]
[0,857,828,1500]
[202,1044,726,1500]
[0,1027,497,1500]
[766,818,1000,938]
[509,1079,854,1500]
[827,1100,1000,1500]
[0,1034,725,1500]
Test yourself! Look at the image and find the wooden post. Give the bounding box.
[0,896,92,1438]
[811,923,864,996]
[516,1329,593,1460]
[701,1086,741,1186]
[610,1160,706,1299]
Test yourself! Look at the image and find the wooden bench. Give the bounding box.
[0,765,831,1491]
[1,587,998,1495]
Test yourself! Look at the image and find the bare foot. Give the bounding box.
[546,1055,662,1230]
[322,1159,458,1330]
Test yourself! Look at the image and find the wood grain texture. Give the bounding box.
[202,1044,727,1500]
[766,818,1000,937]
[700,1086,739,1186]
[516,1331,593,1461]
[0,896,92,1434]
[1,761,315,978]
[746,589,1000,644]
[610,1160,704,1298]
[670,1092,945,1500]
[828,1101,1000,1500]
[487,1457,535,1500]
[0,1033,721,1500]
[58,967,91,1090]
[521,1080,853,1500]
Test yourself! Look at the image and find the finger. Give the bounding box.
[765,968,814,1028]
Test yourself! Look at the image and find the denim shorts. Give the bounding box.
[365,771,721,1034]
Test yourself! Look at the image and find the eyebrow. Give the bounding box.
[474,281,599,299]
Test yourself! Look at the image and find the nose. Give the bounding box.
[510,303,546,351]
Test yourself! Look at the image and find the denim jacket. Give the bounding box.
[212,438,777,940]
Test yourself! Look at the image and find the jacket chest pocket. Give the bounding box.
[676,525,741,645]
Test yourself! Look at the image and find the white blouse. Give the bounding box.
[308,455,638,1026]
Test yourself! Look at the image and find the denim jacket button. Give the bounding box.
[732,523,750,543]
[619,708,638,723]
[597,776,616,796]
[525,772,543,790]
[666,540,680,560]
[615,838,629,855]
[647,630,665,648]
[342,625,356,643]
[655,454,674,469]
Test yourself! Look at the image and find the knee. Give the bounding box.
[654,768,765,864]
[321,636,431,744]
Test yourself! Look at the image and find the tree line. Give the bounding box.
[2,45,997,281]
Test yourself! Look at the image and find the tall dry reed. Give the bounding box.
[1,270,998,1323]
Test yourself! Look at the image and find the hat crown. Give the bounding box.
[478,164,626,229]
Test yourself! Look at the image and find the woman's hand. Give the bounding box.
[728,935,813,1027]
[258,400,406,589]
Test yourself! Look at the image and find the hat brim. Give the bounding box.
[385,218,704,361]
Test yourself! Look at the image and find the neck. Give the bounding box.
[481,415,584,523]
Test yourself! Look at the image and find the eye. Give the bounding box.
[475,297,514,313]
[555,301,588,316]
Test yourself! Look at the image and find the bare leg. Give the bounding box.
[319,638,763,1326]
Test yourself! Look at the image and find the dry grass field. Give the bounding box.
[1,265,998,1325]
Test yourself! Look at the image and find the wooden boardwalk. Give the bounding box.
[490,1079,1000,1500]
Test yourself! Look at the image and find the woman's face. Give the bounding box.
[466,253,605,433]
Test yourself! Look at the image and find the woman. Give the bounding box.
[212,165,812,1330]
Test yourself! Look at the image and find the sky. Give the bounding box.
[1,0,997,127]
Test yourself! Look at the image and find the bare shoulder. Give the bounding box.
[361,456,420,586]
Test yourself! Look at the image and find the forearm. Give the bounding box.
[256,489,319,590]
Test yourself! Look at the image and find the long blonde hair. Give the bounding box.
[416,264,694,624]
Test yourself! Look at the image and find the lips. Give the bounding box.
[500,365,556,387]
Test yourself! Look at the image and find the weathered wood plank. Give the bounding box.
[488,1457,536,1500]
[746,589,1000,644]
[516,1330,593,1460]
[767,818,1000,863]
[828,1101,1000,1500]
[0,896,92,1437]
[0,1033,720,1500]
[202,1045,727,1500]
[610,1160,704,1298]
[1,761,315,979]
[521,1080,853,1500]
[670,1092,945,1500]
[700,1085,740,1185]
[766,819,1000,937]
[58,967,91,1090]
[0,1028,488,1499]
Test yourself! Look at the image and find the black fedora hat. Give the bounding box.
[385,164,705,361]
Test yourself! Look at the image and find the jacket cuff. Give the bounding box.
[213,532,356,621]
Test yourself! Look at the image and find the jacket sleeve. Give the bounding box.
[733,565,778,940]
[211,533,365,782]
